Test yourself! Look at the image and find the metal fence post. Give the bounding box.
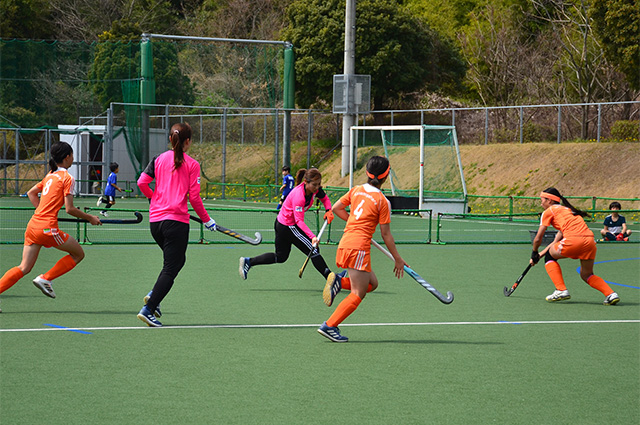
[519,107,524,144]
[222,108,227,199]
[307,109,313,169]
[485,108,489,145]
[597,103,602,143]
[557,105,562,144]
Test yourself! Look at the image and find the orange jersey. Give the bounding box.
[540,204,593,238]
[338,184,391,251]
[29,168,75,229]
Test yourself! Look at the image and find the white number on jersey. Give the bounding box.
[353,199,365,220]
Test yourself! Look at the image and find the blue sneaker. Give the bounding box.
[317,321,348,342]
[239,257,251,280]
[137,306,162,327]
[323,271,344,307]
[143,291,162,318]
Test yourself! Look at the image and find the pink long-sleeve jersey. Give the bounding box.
[137,150,211,224]
[277,182,331,239]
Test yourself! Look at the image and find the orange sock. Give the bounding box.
[586,275,614,296]
[545,261,566,291]
[0,267,24,294]
[42,255,77,281]
[339,277,373,293]
[326,292,362,328]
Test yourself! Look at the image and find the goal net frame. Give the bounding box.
[348,125,468,214]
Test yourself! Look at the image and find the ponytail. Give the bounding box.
[542,187,590,218]
[295,168,306,185]
[169,122,192,170]
[49,141,73,172]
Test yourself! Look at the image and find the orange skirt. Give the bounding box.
[24,224,70,248]
[554,236,597,260]
[336,247,371,272]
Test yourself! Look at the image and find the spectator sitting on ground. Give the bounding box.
[600,201,632,241]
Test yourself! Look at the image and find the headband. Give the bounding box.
[366,164,391,180]
[540,191,561,202]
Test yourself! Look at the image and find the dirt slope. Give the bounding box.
[318,143,640,199]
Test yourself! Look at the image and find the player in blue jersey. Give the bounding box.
[97,162,124,217]
[600,201,632,241]
[276,166,295,210]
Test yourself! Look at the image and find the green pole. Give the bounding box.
[283,46,295,109]
[282,45,295,169]
[140,37,156,106]
[140,36,156,172]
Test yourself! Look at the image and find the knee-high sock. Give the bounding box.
[545,260,566,291]
[326,292,362,328]
[43,255,77,281]
[586,274,613,296]
[0,267,24,294]
[339,277,373,293]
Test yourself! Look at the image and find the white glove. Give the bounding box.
[204,218,217,231]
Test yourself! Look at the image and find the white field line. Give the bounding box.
[1,319,638,333]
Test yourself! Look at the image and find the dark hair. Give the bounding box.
[49,141,73,172]
[542,187,590,218]
[170,122,192,170]
[109,162,119,172]
[282,166,290,172]
[295,168,321,185]
[609,201,622,210]
[366,156,390,188]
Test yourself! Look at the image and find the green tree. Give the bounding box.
[0,0,53,39]
[89,20,194,109]
[590,0,640,90]
[282,0,465,109]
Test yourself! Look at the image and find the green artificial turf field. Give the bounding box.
[1,231,638,424]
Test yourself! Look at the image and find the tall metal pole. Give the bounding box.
[341,0,356,177]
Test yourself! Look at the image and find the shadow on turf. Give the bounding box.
[249,288,394,295]
[345,339,504,345]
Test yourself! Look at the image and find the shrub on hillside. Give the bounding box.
[610,120,639,142]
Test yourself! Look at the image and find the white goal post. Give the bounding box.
[348,125,468,214]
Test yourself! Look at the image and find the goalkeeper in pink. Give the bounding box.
[136,122,217,327]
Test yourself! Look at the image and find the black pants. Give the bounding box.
[250,220,332,279]
[146,220,189,312]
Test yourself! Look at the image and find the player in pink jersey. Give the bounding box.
[530,187,619,305]
[0,142,101,312]
[238,168,339,289]
[136,122,217,327]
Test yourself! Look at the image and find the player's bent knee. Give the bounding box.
[544,251,555,263]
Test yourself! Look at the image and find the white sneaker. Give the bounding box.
[100,211,109,217]
[33,275,56,298]
[97,196,103,206]
[603,292,620,305]
[545,289,570,302]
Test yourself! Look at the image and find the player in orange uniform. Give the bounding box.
[530,187,619,305]
[0,142,101,312]
[318,156,408,342]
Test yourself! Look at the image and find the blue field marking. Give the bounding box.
[575,257,640,289]
[44,324,92,334]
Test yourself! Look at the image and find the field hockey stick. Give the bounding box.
[503,244,551,297]
[190,215,262,245]
[298,219,328,278]
[371,240,454,304]
[503,264,531,297]
[58,211,143,224]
